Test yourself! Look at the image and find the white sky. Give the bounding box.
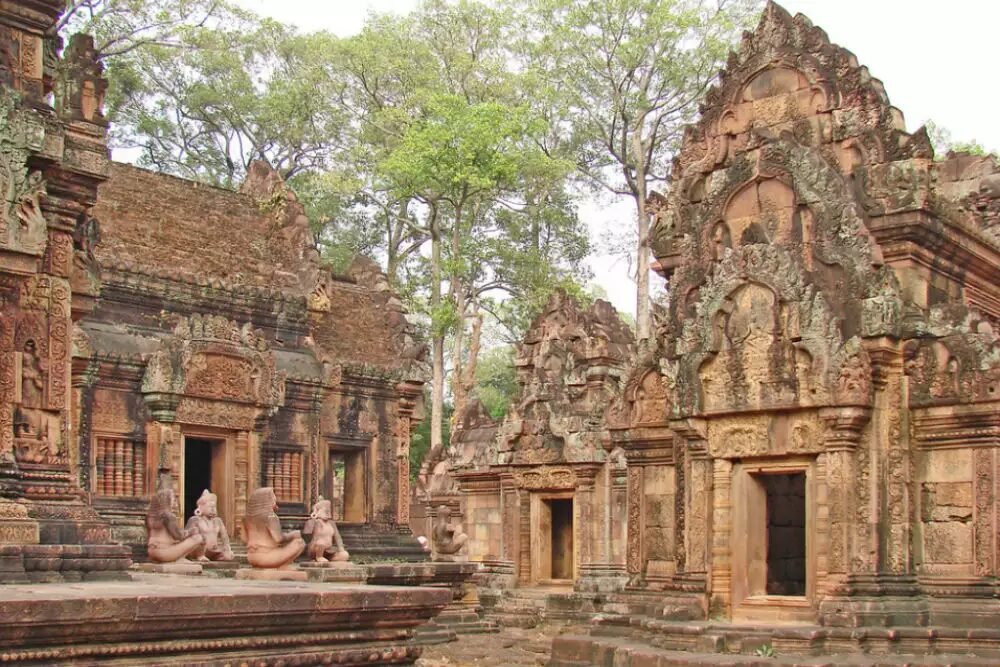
[229,0,1000,317]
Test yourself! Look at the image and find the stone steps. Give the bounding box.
[550,634,1000,667]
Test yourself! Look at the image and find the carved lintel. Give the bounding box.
[512,466,578,490]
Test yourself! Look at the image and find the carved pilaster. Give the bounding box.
[626,465,642,575]
[974,447,996,577]
[672,418,710,577]
[821,407,871,581]
[710,458,733,611]
[867,341,911,575]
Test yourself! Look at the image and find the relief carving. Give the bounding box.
[513,467,576,490]
[627,465,642,574]
[0,89,47,254]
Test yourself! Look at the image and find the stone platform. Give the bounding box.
[548,617,1000,667]
[0,573,451,665]
[363,561,496,643]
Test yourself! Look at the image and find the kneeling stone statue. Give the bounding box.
[146,488,205,563]
[303,496,350,563]
[185,489,234,561]
[243,487,305,569]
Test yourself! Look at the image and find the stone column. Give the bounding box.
[710,458,733,612]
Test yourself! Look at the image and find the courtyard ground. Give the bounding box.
[416,623,587,667]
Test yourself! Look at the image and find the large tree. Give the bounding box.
[510,0,759,340]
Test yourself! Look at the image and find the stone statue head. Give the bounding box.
[247,486,277,518]
[147,488,176,519]
[311,497,332,521]
[195,489,217,518]
[436,505,452,522]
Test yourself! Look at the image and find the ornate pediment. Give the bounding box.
[141,314,285,422]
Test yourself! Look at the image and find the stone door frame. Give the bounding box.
[179,426,237,538]
[730,455,817,622]
[529,490,576,585]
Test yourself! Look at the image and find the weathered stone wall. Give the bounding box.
[92,163,319,293]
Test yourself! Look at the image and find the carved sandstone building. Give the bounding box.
[0,0,428,576]
[603,1,1000,631]
[77,164,429,555]
[435,291,634,592]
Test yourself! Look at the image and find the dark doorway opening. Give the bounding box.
[763,472,806,595]
[550,498,574,580]
[327,449,366,522]
[184,438,215,522]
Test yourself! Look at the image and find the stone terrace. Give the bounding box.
[0,574,451,665]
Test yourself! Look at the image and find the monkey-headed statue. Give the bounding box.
[243,487,305,569]
[185,489,234,561]
[432,505,468,562]
[302,496,350,564]
[146,487,205,563]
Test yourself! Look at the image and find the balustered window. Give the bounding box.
[264,450,303,503]
[95,437,146,497]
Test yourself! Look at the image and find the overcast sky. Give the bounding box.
[231,0,1000,317]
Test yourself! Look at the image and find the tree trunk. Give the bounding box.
[635,190,650,340]
[449,203,466,427]
[421,207,445,492]
[452,308,482,424]
[632,141,651,341]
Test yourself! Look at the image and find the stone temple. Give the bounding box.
[425,2,1000,664]
[4,0,1000,664]
[0,1,473,664]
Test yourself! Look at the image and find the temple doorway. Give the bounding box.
[730,458,815,621]
[762,472,806,596]
[530,493,575,584]
[550,498,574,580]
[327,448,367,523]
[182,436,225,522]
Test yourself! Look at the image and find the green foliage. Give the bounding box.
[754,645,776,658]
[925,119,995,161]
[474,346,518,419]
[409,397,452,482]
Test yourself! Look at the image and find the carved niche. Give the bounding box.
[699,282,798,411]
[142,314,285,426]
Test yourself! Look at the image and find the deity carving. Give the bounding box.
[302,496,349,563]
[243,487,305,569]
[184,490,234,561]
[13,339,55,462]
[431,505,468,561]
[145,488,205,563]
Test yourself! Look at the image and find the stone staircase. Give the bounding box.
[487,588,549,628]
[548,615,1000,667]
[338,525,429,563]
[484,586,609,628]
